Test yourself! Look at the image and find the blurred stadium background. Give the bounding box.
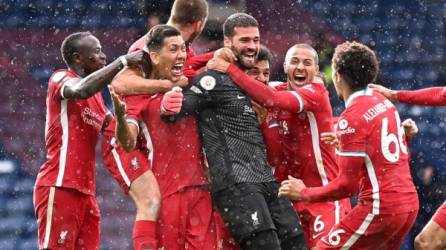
[1,0,446,249]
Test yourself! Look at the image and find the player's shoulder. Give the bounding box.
[299,82,327,95]
[48,69,77,85]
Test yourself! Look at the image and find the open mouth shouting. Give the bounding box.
[172,62,184,77]
[294,71,307,84]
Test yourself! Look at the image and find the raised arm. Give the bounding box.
[111,67,188,95]
[109,87,138,151]
[207,58,303,112]
[369,84,446,106]
[63,50,145,99]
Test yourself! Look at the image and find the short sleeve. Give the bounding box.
[49,71,79,100]
[122,95,147,129]
[294,84,326,113]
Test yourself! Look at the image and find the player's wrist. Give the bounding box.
[119,56,128,68]
[391,90,399,101]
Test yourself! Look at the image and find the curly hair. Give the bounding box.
[332,41,379,91]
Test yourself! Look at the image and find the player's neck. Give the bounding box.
[69,66,87,78]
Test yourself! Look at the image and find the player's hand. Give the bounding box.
[278,175,307,201]
[252,101,267,124]
[161,87,183,115]
[173,76,189,87]
[108,86,126,118]
[207,58,231,73]
[368,83,398,102]
[124,50,146,68]
[402,118,418,139]
[320,132,339,149]
[214,47,237,63]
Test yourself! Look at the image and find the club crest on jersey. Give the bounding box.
[131,157,140,170]
[338,119,348,130]
[200,75,216,90]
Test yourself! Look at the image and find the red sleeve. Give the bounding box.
[261,111,283,167]
[122,95,147,128]
[226,64,304,112]
[300,112,366,202]
[184,52,214,80]
[300,155,362,202]
[397,87,446,106]
[49,71,78,100]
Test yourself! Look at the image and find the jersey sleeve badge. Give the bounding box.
[200,75,216,90]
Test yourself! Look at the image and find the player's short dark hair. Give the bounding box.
[61,31,92,66]
[223,13,259,37]
[145,24,181,52]
[332,41,379,91]
[170,0,208,25]
[256,45,273,66]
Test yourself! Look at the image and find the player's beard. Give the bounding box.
[231,45,257,70]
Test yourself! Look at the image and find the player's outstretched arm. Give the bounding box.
[369,84,446,106]
[289,155,362,202]
[63,50,145,99]
[109,87,138,152]
[207,57,303,113]
[367,84,398,101]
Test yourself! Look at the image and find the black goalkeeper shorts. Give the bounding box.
[213,181,304,244]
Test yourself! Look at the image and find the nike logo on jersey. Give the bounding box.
[237,95,246,99]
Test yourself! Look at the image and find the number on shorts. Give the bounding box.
[328,229,345,246]
[314,215,324,233]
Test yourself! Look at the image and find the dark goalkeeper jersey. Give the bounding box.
[163,70,276,193]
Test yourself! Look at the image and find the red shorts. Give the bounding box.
[295,198,351,248]
[433,201,446,230]
[34,186,100,250]
[214,210,240,250]
[157,186,217,250]
[101,135,150,193]
[316,206,418,250]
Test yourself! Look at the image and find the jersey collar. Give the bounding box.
[345,87,373,108]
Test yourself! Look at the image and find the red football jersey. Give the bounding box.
[336,89,419,214]
[124,94,209,197]
[35,69,108,195]
[267,83,339,187]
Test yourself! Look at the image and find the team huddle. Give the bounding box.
[33,0,446,249]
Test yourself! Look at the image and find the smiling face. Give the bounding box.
[151,35,186,82]
[283,46,319,90]
[246,59,270,84]
[224,26,260,70]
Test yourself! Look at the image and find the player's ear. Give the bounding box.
[194,20,203,32]
[223,36,232,48]
[72,52,82,64]
[283,62,287,74]
[149,51,159,65]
